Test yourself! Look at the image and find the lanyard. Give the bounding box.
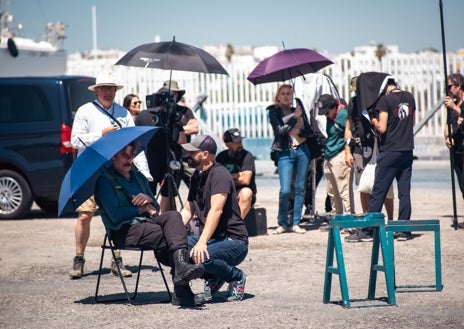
[92,101,122,128]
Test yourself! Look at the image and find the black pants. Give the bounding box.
[452,150,464,199]
[111,211,188,254]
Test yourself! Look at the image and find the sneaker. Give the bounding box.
[201,277,226,301]
[172,284,206,307]
[111,257,133,277]
[396,232,413,241]
[69,256,85,279]
[319,225,330,232]
[360,232,374,242]
[302,206,312,219]
[227,272,247,302]
[272,226,287,234]
[344,230,364,243]
[292,225,306,234]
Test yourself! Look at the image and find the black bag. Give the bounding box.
[270,150,278,166]
[305,136,322,159]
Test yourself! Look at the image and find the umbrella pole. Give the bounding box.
[439,0,458,229]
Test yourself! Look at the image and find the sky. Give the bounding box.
[7,0,463,55]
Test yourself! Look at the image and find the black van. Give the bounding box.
[0,76,96,219]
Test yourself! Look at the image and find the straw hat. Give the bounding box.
[162,80,185,98]
[88,72,124,91]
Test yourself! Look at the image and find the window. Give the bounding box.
[0,85,52,123]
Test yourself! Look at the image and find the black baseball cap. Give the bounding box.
[317,94,338,115]
[223,128,242,143]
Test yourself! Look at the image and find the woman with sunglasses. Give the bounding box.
[123,93,142,118]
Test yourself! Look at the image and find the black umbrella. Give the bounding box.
[115,37,229,76]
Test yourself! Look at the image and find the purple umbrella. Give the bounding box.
[247,48,333,85]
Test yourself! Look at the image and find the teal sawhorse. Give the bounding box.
[323,213,396,308]
[386,219,443,292]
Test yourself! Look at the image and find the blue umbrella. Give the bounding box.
[58,126,161,217]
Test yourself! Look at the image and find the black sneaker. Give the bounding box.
[345,230,363,243]
[360,232,374,242]
[396,232,413,241]
[69,256,85,279]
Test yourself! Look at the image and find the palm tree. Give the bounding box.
[375,43,387,71]
[225,44,235,63]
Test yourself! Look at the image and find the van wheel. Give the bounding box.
[0,170,33,219]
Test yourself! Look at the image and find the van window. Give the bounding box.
[63,78,95,119]
[0,85,52,123]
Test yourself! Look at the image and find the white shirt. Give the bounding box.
[71,99,153,181]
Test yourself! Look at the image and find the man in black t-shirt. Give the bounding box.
[367,80,416,240]
[180,135,248,302]
[216,128,256,218]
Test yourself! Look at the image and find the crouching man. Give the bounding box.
[180,135,249,302]
[95,142,204,307]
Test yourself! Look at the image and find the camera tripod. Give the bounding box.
[155,147,184,211]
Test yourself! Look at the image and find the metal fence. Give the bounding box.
[67,52,464,142]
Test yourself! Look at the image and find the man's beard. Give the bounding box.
[186,156,201,169]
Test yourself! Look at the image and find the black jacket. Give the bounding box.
[267,104,314,153]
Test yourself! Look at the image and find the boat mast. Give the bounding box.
[92,5,97,58]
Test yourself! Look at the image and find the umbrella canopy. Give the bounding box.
[58,126,161,217]
[247,48,333,85]
[115,38,228,76]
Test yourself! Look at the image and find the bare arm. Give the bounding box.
[371,111,388,134]
[183,118,199,135]
[180,201,194,225]
[344,118,354,167]
[232,170,252,186]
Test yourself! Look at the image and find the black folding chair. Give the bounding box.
[94,231,172,304]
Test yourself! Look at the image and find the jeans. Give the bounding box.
[277,144,310,227]
[187,235,248,282]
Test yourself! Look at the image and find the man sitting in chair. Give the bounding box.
[95,142,204,307]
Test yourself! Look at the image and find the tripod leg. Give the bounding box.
[159,173,184,211]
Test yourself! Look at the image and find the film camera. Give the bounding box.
[145,88,181,127]
[146,88,175,108]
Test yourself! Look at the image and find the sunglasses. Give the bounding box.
[447,85,454,90]
[131,101,142,105]
[98,86,117,92]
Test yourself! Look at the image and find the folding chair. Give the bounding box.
[94,231,172,304]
